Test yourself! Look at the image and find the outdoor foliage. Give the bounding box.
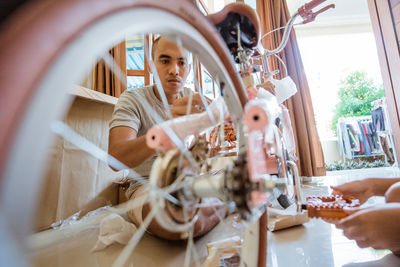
[326,159,390,171]
[331,71,384,134]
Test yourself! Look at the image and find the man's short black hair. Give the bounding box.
[151,36,189,61]
[151,36,162,60]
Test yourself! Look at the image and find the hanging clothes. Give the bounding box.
[362,123,373,152]
[366,122,379,152]
[338,120,352,159]
[370,97,396,165]
[337,97,396,164]
[371,107,386,131]
[337,116,382,160]
[346,124,360,151]
[358,120,371,156]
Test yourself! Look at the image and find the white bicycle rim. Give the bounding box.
[0,3,262,267]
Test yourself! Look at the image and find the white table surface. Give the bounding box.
[266,169,400,267]
[268,214,400,267]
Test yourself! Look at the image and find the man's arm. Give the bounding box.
[108,126,155,169]
[386,181,400,203]
[331,178,400,204]
[171,94,211,117]
[338,203,400,254]
[143,203,226,240]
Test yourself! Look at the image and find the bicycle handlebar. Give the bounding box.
[302,4,335,24]
[299,0,326,13]
[298,0,335,24]
[261,0,335,77]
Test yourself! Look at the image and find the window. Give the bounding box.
[185,54,196,91]
[126,34,148,90]
[201,65,215,99]
[127,76,145,90]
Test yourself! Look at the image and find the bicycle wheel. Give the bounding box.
[0,0,266,266]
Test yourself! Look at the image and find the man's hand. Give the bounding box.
[330,179,376,204]
[143,197,227,240]
[337,203,400,254]
[246,86,258,100]
[193,198,228,237]
[256,80,275,95]
[386,181,400,203]
[331,178,400,204]
[171,94,211,118]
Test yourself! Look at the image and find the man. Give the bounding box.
[332,178,400,255]
[108,37,223,240]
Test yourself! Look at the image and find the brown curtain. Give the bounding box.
[91,41,127,98]
[257,0,326,177]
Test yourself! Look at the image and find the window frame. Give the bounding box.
[126,34,150,90]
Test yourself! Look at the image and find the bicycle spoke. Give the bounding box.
[207,80,227,151]
[189,169,249,266]
[28,180,193,251]
[210,205,247,266]
[50,120,182,205]
[218,103,226,149]
[192,55,216,125]
[186,89,194,116]
[101,52,128,89]
[240,220,257,236]
[178,88,194,171]
[112,202,160,267]
[51,121,144,185]
[182,211,194,267]
[181,199,201,267]
[134,93,201,172]
[166,36,198,173]
[174,36,219,167]
[193,202,225,208]
[28,199,147,251]
[190,237,201,267]
[144,37,172,118]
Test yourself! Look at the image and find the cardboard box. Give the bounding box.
[34,86,120,231]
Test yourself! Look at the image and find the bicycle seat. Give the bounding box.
[208,3,260,61]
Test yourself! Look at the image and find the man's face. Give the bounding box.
[153,38,191,95]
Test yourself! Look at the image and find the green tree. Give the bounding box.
[332,71,384,134]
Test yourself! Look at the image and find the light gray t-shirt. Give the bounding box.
[109,85,192,178]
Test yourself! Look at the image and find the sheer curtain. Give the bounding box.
[91,41,127,98]
[257,0,326,177]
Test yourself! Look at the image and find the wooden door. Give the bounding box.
[368,0,400,162]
